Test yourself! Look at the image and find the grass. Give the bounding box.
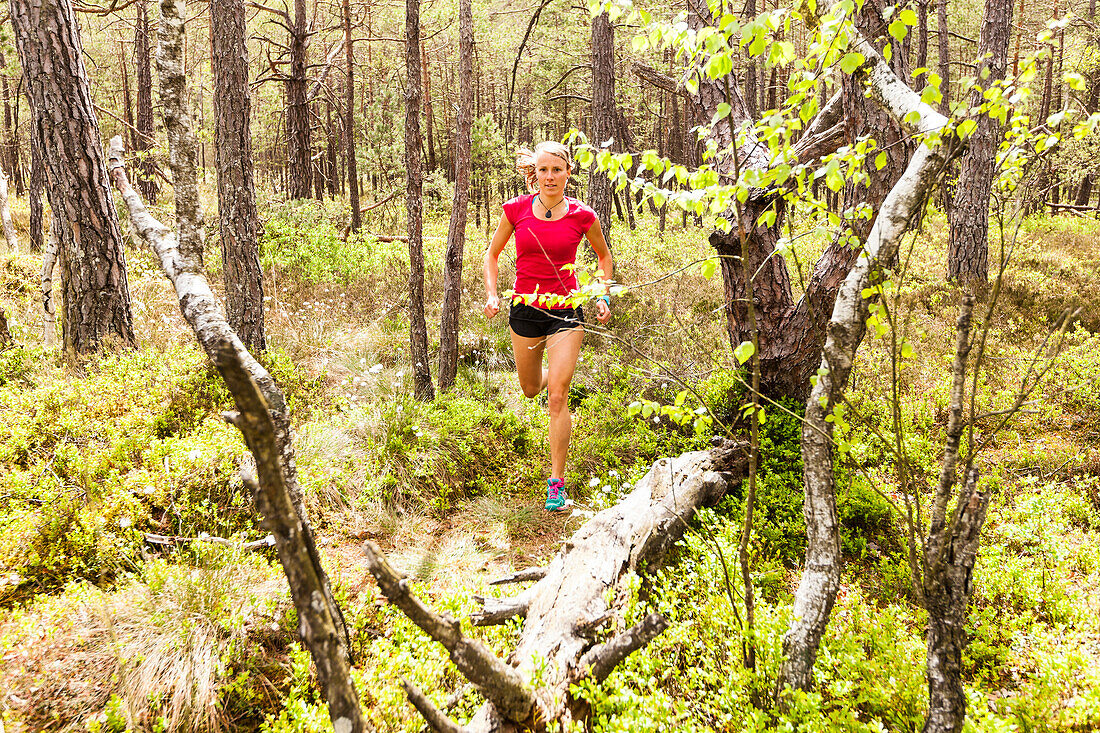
[0,192,1097,731]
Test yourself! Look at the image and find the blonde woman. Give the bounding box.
[483,141,613,511]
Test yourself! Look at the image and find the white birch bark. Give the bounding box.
[41,212,59,347]
[778,34,956,693]
[0,169,18,252]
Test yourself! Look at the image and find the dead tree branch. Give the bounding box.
[363,542,538,723]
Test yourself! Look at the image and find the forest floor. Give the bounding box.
[1,197,1099,732]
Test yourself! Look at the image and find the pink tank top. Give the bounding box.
[502,194,596,309]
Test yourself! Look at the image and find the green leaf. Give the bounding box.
[899,8,918,25]
[838,52,865,74]
[921,85,942,105]
[1065,72,1087,91]
[900,342,916,359]
[875,151,888,170]
[957,118,977,138]
[734,340,756,365]
[700,257,719,279]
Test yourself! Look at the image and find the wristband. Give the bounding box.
[598,295,610,306]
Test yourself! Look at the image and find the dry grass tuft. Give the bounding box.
[0,547,290,732]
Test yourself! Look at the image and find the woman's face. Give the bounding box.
[536,151,570,196]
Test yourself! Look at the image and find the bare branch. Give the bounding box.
[469,592,531,626]
[576,613,669,682]
[362,541,537,723]
[488,567,546,586]
[401,679,467,733]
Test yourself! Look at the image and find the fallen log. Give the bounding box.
[366,439,749,730]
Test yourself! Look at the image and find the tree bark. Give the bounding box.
[937,0,951,115]
[589,10,615,247]
[946,0,1012,285]
[422,43,436,173]
[42,211,60,347]
[28,131,44,253]
[344,0,360,232]
[107,136,366,733]
[0,168,18,252]
[11,0,136,354]
[437,0,473,393]
[921,296,990,733]
[287,0,312,200]
[779,38,958,695]
[405,0,434,401]
[211,0,265,350]
[158,0,205,269]
[0,306,12,349]
[744,0,758,118]
[134,0,159,204]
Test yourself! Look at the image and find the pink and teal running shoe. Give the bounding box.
[545,478,567,512]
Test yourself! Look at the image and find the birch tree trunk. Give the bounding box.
[41,212,59,347]
[946,0,1013,285]
[405,0,434,401]
[11,0,135,355]
[107,137,366,733]
[437,0,473,393]
[778,37,958,694]
[0,169,18,252]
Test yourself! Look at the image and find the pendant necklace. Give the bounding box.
[537,194,562,219]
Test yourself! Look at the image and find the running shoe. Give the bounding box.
[545,478,567,512]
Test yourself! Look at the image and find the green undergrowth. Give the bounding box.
[0,343,328,601]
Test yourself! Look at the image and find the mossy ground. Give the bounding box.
[0,195,1097,732]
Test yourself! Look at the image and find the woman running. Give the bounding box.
[483,141,613,511]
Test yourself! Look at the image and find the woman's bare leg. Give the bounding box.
[510,331,548,397]
[545,327,584,479]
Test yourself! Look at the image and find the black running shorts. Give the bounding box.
[509,303,585,338]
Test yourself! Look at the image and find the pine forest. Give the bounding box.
[0,0,1098,729]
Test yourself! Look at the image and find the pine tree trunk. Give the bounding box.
[135,0,159,204]
[158,0,205,269]
[744,0,758,117]
[11,0,135,354]
[422,43,436,172]
[947,0,1012,285]
[937,0,951,115]
[344,0,360,232]
[406,0,434,401]
[211,0,265,351]
[28,131,44,253]
[437,0,473,393]
[589,10,615,246]
[287,0,312,200]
